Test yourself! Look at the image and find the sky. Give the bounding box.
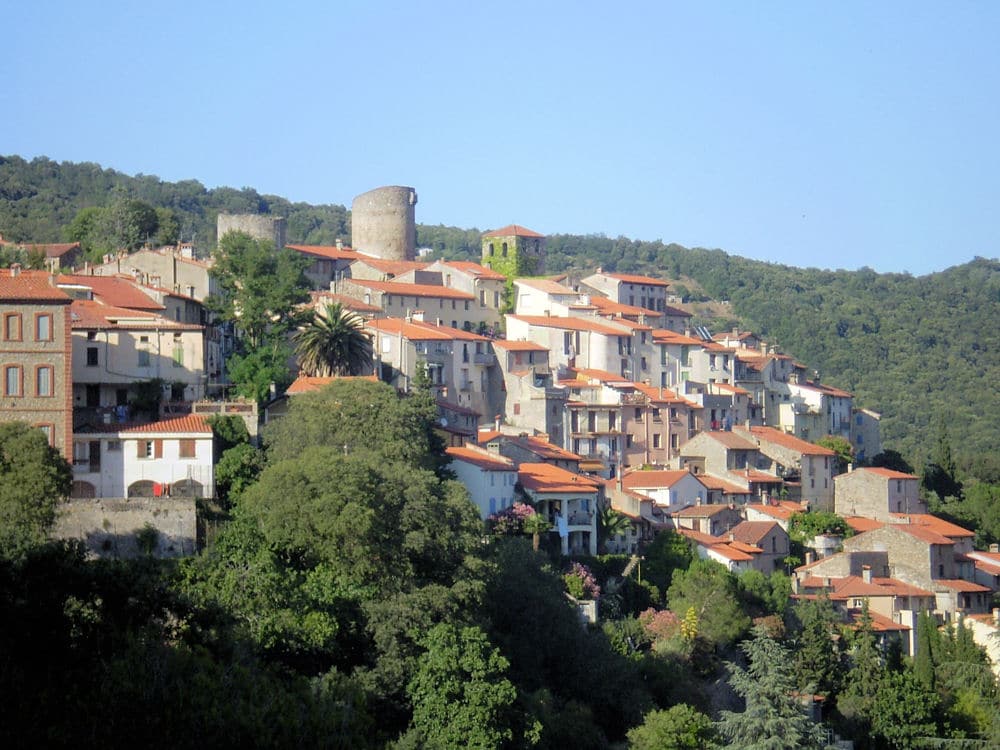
[3,1,999,275]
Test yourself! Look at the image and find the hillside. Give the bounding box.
[2,155,997,471]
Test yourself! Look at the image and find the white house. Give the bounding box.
[71,414,214,499]
[446,444,518,519]
[620,468,709,513]
[518,462,600,556]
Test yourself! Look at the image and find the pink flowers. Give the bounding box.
[488,502,537,536]
[564,562,601,600]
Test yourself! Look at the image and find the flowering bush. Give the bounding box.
[563,562,601,600]
[638,608,681,642]
[488,502,537,536]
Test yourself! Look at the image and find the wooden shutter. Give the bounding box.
[154,439,163,459]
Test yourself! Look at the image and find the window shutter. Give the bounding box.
[154,439,163,459]
[137,440,145,458]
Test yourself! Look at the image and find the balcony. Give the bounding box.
[568,511,594,527]
[473,352,492,365]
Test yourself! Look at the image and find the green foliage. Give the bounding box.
[226,343,295,403]
[405,623,517,749]
[627,704,719,749]
[208,230,309,350]
[717,624,829,749]
[214,443,264,506]
[293,302,373,377]
[667,559,751,647]
[639,529,694,599]
[869,667,940,749]
[129,377,165,417]
[815,435,853,473]
[789,510,853,542]
[263,378,449,474]
[0,421,72,560]
[792,596,843,697]
[738,568,791,617]
[598,505,632,552]
[206,413,251,453]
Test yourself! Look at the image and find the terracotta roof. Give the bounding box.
[844,516,885,533]
[439,260,506,280]
[287,243,362,261]
[0,269,72,302]
[348,279,476,300]
[972,557,1000,576]
[310,291,383,313]
[889,514,975,538]
[366,317,488,341]
[709,544,756,563]
[728,521,781,545]
[827,576,894,599]
[59,274,164,310]
[890,524,955,546]
[508,315,629,336]
[352,257,428,276]
[70,300,202,330]
[676,527,724,547]
[871,577,935,597]
[731,469,784,485]
[598,272,670,287]
[622,469,699,490]
[696,474,753,494]
[119,415,212,434]
[490,339,550,352]
[513,278,577,295]
[856,467,919,480]
[739,426,836,456]
[632,382,697,406]
[587,295,659,318]
[509,435,581,461]
[601,317,652,331]
[798,379,853,399]
[937,579,991,593]
[652,329,707,346]
[446,445,516,472]
[437,399,482,417]
[709,382,751,395]
[696,430,759,450]
[0,239,81,258]
[847,608,910,632]
[483,224,544,238]
[672,503,735,518]
[519,462,598,493]
[288,376,379,394]
[746,501,808,522]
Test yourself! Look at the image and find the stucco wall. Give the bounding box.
[53,497,197,558]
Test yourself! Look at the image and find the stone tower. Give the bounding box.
[481,224,546,277]
[351,186,418,261]
[216,214,286,249]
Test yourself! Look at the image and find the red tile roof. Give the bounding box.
[519,462,598,493]
[287,243,362,261]
[483,224,544,238]
[514,278,577,295]
[366,317,488,341]
[70,300,202,330]
[672,503,735,518]
[857,467,919,480]
[439,260,506,280]
[651,329,706,346]
[844,516,885,533]
[601,272,670,287]
[937,579,991,593]
[509,435,581,461]
[871,577,935,597]
[349,278,476,300]
[696,474,753,494]
[446,446,516,472]
[352,258,428,276]
[746,501,808,522]
[697,430,759,450]
[310,291,384,313]
[728,521,781,545]
[889,514,975,538]
[120,415,212,434]
[622,469,699,490]
[0,269,72,302]
[285,376,383,394]
[740,426,836,456]
[60,274,164,310]
[490,339,550,352]
[508,315,629,336]
[586,295,659,318]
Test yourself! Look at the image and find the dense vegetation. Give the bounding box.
[4,388,1000,747]
[3,155,996,475]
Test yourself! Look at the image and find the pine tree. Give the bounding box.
[793,596,843,698]
[717,624,829,749]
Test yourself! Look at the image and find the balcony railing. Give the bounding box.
[568,511,594,527]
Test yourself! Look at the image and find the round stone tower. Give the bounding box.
[351,186,417,261]
[217,214,286,249]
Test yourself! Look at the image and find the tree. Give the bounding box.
[0,421,72,560]
[207,231,309,350]
[522,510,551,552]
[869,449,914,474]
[716,625,829,749]
[837,599,885,738]
[405,623,517,749]
[627,704,718,750]
[598,505,632,553]
[667,560,750,647]
[793,596,843,697]
[293,302,373,377]
[869,667,940,749]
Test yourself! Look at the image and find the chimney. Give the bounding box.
[990,543,999,554]
[9,263,20,277]
[791,576,801,594]
[494,414,501,432]
[804,551,815,565]
[823,576,831,588]
[336,238,343,250]
[862,565,872,584]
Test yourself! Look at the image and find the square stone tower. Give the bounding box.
[481,224,545,278]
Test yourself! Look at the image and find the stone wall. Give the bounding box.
[351,186,417,261]
[217,214,287,249]
[52,496,197,559]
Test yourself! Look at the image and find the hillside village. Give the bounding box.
[3,184,1000,686]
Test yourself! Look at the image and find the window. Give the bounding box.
[138,349,150,367]
[35,313,52,341]
[172,344,183,368]
[653,433,662,449]
[4,365,22,396]
[137,439,163,459]
[464,300,470,311]
[3,313,22,341]
[178,439,196,458]
[107,440,121,452]
[635,408,642,419]
[35,365,53,397]
[35,424,53,445]
[86,347,99,366]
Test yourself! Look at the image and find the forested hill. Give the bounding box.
[2,155,997,471]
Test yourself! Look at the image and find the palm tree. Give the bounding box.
[598,505,633,553]
[293,303,373,377]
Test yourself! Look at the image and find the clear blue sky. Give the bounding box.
[4,1,998,275]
